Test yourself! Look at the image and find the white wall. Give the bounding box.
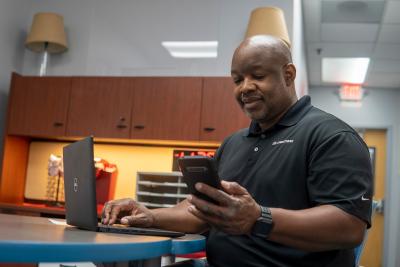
[21,0,294,77]
[0,0,32,167]
[292,0,308,97]
[309,86,400,267]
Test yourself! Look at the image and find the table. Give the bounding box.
[163,234,206,265]
[0,202,104,218]
[0,214,205,266]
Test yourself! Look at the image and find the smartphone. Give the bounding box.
[178,156,221,204]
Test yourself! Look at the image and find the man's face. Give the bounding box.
[231,45,295,126]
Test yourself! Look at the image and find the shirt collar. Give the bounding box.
[244,96,312,137]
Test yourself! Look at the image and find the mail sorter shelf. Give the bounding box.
[136,171,189,208]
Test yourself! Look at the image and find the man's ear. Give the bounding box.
[283,63,296,86]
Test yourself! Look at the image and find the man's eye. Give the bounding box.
[253,75,265,80]
[233,78,243,85]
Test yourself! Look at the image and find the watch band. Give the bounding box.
[251,205,274,238]
[259,205,273,224]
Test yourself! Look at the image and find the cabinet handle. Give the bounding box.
[116,124,127,129]
[53,122,64,127]
[204,127,215,132]
[134,125,145,129]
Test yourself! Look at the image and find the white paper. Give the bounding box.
[48,218,68,226]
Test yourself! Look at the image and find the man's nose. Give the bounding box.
[240,78,256,94]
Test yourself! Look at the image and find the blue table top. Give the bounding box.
[171,234,206,255]
[0,214,178,263]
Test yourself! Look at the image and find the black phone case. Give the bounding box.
[178,156,221,204]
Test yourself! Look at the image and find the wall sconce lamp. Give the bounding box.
[25,12,68,76]
[246,7,291,48]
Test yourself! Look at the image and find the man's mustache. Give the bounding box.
[241,93,263,103]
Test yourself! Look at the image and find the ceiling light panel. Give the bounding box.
[321,0,385,23]
[322,57,370,84]
[162,41,218,58]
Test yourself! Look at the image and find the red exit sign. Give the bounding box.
[339,84,363,101]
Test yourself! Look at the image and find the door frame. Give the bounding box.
[357,125,395,267]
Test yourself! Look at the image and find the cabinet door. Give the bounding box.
[131,77,202,141]
[7,74,71,136]
[200,77,250,142]
[66,77,133,138]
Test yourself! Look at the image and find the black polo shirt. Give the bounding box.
[206,96,373,267]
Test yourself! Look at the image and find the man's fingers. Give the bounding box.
[188,194,226,219]
[108,205,122,225]
[102,201,114,224]
[121,214,150,227]
[188,205,228,228]
[221,181,248,195]
[121,216,137,225]
[195,183,231,205]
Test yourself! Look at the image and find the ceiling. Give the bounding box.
[303,0,400,89]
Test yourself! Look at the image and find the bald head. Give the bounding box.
[233,35,292,68]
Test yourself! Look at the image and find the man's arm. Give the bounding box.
[151,200,208,233]
[268,205,366,251]
[102,198,208,234]
[188,181,366,252]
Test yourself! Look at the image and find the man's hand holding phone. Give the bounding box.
[187,180,261,235]
[178,156,261,235]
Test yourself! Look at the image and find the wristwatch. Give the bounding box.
[251,205,274,238]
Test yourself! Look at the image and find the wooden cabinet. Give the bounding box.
[7,73,71,137]
[6,74,247,142]
[131,77,202,141]
[66,77,134,138]
[200,77,250,141]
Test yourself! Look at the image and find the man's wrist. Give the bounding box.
[251,205,274,238]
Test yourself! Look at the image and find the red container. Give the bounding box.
[96,168,118,204]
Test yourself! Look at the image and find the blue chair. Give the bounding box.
[354,200,379,266]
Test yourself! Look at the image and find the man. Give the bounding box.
[102,35,372,267]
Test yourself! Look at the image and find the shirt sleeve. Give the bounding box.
[307,131,373,228]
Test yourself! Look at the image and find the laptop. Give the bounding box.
[63,136,184,237]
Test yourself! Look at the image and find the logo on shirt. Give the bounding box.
[272,139,294,146]
[361,195,370,201]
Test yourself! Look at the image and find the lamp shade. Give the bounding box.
[245,7,291,48]
[25,12,68,53]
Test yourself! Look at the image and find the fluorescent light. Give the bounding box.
[322,57,370,84]
[162,41,218,58]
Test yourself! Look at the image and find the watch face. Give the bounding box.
[251,206,274,238]
[252,219,273,238]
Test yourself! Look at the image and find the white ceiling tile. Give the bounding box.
[321,23,379,42]
[308,42,374,57]
[383,1,400,24]
[322,0,385,23]
[364,72,400,88]
[377,24,400,43]
[369,59,400,72]
[373,44,400,59]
